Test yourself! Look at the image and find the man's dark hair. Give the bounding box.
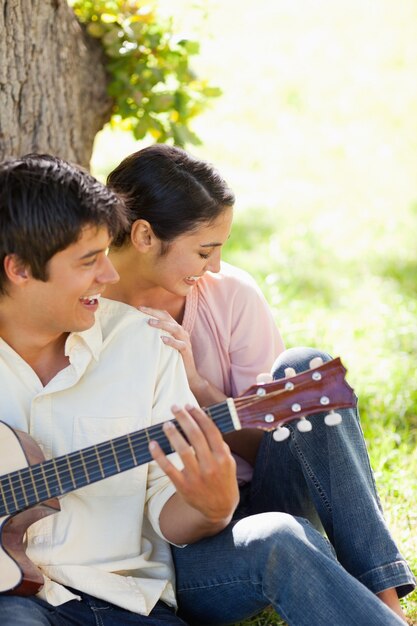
[0,154,128,295]
[107,144,235,249]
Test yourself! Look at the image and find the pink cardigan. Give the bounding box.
[182,262,285,482]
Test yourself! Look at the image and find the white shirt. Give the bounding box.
[0,298,195,614]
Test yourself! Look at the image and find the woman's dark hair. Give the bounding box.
[107,144,235,248]
[0,154,128,295]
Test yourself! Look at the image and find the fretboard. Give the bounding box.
[0,401,236,518]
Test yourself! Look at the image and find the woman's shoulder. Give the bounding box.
[199,261,261,295]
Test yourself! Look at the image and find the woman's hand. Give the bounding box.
[139,306,262,463]
[138,305,209,398]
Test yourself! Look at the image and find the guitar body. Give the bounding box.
[0,422,60,595]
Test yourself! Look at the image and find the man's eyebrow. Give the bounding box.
[79,248,106,260]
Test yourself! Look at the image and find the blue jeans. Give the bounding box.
[0,592,188,625]
[172,347,416,626]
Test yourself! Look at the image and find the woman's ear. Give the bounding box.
[130,219,158,252]
[3,254,29,285]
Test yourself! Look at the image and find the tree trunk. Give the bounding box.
[0,0,112,169]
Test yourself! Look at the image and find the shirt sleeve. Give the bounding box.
[145,335,196,541]
[227,271,285,397]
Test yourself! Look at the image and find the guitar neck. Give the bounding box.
[0,357,356,519]
[0,401,236,518]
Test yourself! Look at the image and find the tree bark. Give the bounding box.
[0,0,112,169]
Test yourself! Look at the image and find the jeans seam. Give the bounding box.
[250,432,273,501]
[91,606,106,626]
[289,426,333,513]
[177,577,254,593]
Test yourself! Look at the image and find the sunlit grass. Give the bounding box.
[91,1,417,622]
[223,207,417,624]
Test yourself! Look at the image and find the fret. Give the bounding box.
[205,401,235,434]
[126,434,139,467]
[66,456,77,490]
[148,422,177,455]
[54,456,76,493]
[7,472,21,511]
[65,450,89,490]
[79,450,90,485]
[51,459,64,494]
[109,440,121,473]
[95,440,119,477]
[110,438,136,472]
[94,445,105,479]
[28,464,42,504]
[42,459,61,499]
[18,471,29,508]
[133,427,158,459]
[26,465,49,505]
[135,431,157,461]
[1,468,35,515]
[0,477,12,516]
[82,447,106,485]
[39,462,52,499]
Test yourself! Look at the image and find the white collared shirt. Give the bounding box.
[0,298,195,614]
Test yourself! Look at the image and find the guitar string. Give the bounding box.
[0,403,243,507]
[1,364,343,513]
[0,384,312,509]
[1,383,333,511]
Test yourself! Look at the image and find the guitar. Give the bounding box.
[0,357,355,596]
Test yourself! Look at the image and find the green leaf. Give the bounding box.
[71,0,221,147]
[177,39,200,55]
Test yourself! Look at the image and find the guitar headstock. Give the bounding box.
[234,357,355,440]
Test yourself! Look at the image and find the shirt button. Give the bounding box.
[32,536,45,545]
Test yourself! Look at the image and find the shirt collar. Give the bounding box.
[64,317,103,362]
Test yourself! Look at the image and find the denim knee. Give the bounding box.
[235,511,333,576]
[272,347,332,379]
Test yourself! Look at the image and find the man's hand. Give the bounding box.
[150,404,239,544]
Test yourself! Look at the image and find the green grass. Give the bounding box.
[91,2,417,622]
[221,205,417,625]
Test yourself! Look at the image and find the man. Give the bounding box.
[0,154,238,625]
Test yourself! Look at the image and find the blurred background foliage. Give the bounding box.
[84,0,417,623]
[69,0,221,145]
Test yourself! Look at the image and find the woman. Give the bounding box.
[106,144,415,625]
[106,144,285,475]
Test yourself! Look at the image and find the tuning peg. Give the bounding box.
[284,367,296,378]
[309,356,324,369]
[256,372,273,384]
[273,426,291,441]
[324,410,342,426]
[297,417,312,432]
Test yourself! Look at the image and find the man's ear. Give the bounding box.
[130,219,158,252]
[3,254,30,285]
